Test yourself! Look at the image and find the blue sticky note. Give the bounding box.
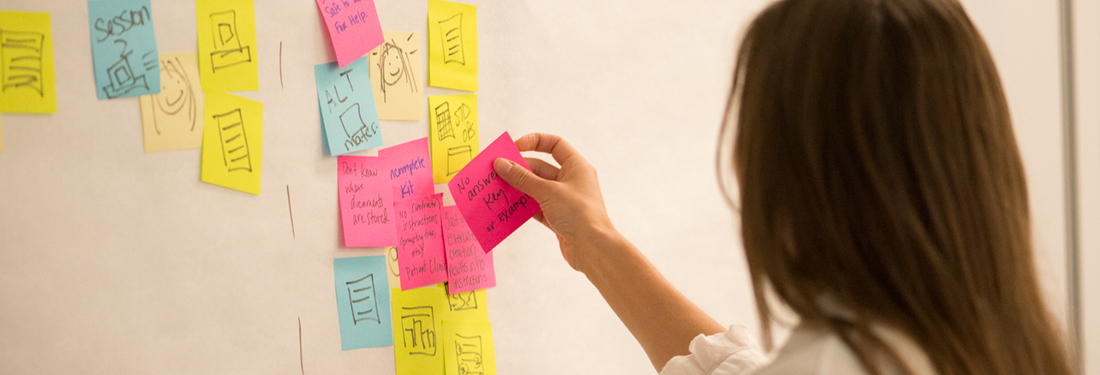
[334,256,393,350]
[87,0,161,100]
[315,60,382,156]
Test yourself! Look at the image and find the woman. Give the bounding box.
[490,0,1072,374]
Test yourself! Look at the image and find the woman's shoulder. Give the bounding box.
[661,323,936,375]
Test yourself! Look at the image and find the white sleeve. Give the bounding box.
[659,325,770,375]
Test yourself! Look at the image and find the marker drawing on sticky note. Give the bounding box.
[200,92,263,195]
[379,137,434,201]
[369,31,422,121]
[429,95,478,183]
[0,11,56,113]
[338,155,397,247]
[448,132,541,252]
[427,0,477,92]
[334,256,393,350]
[391,287,444,375]
[395,193,448,290]
[196,0,258,92]
[139,52,203,153]
[443,320,496,375]
[316,60,382,156]
[315,0,383,69]
[443,206,495,294]
[87,0,160,100]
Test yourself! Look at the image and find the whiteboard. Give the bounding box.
[0,0,1070,374]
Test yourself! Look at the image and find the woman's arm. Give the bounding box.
[493,133,725,372]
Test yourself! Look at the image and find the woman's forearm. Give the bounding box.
[580,228,726,372]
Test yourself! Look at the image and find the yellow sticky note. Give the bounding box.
[392,286,487,375]
[427,0,477,92]
[196,0,258,92]
[139,52,204,153]
[200,92,262,195]
[0,11,56,113]
[370,31,423,121]
[428,95,478,183]
[443,320,496,375]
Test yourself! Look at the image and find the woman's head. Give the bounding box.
[718,0,1070,374]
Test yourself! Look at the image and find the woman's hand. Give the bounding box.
[492,133,617,274]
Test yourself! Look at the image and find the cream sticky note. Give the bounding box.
[391,286,487,375]
[427,0,477,92]
[196,0,258,92]
[386,246,401,289]
[369,31,423,121]
[443,320,496,375]
[0,11,57,113]
[88,0,160,100]
[316,0,383,69]
[443,206,495,294]
[200,92,263,195]
[428,95,478,183]
[139,52,203,153]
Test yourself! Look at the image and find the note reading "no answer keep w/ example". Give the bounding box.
[447,132,540,252]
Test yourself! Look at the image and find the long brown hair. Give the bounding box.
[718,0,1071,374]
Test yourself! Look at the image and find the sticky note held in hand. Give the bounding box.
[447,132,541,252]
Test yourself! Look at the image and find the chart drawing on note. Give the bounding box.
[0,11,56,113]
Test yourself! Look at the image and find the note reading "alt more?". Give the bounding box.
[447,132,540,252]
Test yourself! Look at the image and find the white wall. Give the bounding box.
[0,0,1072,374]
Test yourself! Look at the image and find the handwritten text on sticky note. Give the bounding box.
[443,206,495,294]
[316,0,383,69]
[88,0,160,100]
[395,194,448,290]
[379,137,434,201]
[334,256,392,350]
[448,132,540,252]
[0,11,57,113]
[339,155,397,247]
[316,60,382,156]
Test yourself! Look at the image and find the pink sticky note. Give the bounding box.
[338,155,397,247]
[380,137,435,201]
[443,206,496,294]
[447,131,541,252]
[395,193,448,290]
[316,0,384,68]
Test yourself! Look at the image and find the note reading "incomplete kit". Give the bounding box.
[447,132,540,252]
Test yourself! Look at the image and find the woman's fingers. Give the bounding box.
[515,133,584,166]
[525,157,561,181]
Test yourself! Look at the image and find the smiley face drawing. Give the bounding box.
[373,35,418,102]
[152,57,198,134]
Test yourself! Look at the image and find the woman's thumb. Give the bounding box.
[494,158,548,200]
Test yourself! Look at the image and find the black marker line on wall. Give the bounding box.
[280,42,285,89]
[287,185,296,239]
[298,317,304,375]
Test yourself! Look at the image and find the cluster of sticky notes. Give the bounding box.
[87,0,160,100]
[391,286,493,375]
[449,132,542,252]
[0,11,56,114]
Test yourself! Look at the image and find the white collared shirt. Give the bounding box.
[660,324,937,375]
